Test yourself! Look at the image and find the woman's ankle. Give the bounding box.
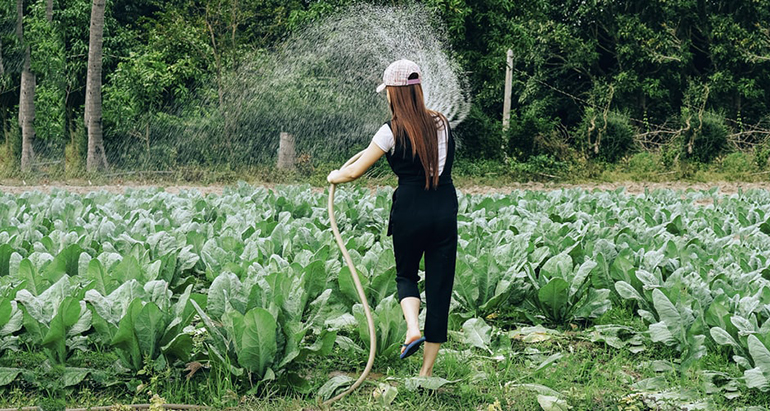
[406,327,421,339]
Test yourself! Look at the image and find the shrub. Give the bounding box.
[683,111,728,163]
[510,154,569,180]
[627,152,660,174]
[506,102,563,161]
[578,110,635,163]
[721,152,753,175]
[660,135,684,169]
[601,112,636,163]
[454,105,505,160]
[65,121,87,178]
[0,121,20,176]
[453,157,506,176]
[754,144,770,169]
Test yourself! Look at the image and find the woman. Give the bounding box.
[327,59,457,377]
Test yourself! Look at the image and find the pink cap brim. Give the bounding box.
[376,83,386,93]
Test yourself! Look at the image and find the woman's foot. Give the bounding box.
[419,342,441,376]
[401,329,423,355]
[399,297,422,356]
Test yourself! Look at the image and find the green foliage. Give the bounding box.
[0,121,20,175]
[224,306,277,378]
[647,289,707,371]
[522,254,610,324]
[2,0,769,170]
[755,144,770,169]
[660,137,684,170]
[5,171,770,402]
[287,0,355,31]
[509,154,569,180]
[353,295,405,357]
[436,0,770,163]
[721,152,753,176]
[26,0,66,146]
[627,152,660,175]
[579,111,636,163]
[506,102,561,161]
[0,0,23,79]
[453,232,531,317]
[745,335,770,391]
[454,105,503,160]
[64,121,86,178]
[0,298,23,357]
[683,111,729,163]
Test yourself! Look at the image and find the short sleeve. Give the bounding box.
[372,124,395,154]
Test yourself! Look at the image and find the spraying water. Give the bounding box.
[210,3,471,165]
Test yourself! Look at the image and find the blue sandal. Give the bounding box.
[400,337,426,359]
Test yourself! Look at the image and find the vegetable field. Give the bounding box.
[1,184,770,409]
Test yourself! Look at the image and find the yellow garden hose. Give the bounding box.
[322,150,377,407]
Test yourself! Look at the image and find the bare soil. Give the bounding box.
[457,181,770,195]
[0,183,231,196]
[1,181,768,196]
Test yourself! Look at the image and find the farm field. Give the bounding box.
[1,184,770,410]
[2,180,770,196]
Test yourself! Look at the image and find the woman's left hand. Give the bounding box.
[327,170,342,184]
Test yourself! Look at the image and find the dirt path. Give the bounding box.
[2,181,769,196]
[0,183,231,196]
[458,181,770,195]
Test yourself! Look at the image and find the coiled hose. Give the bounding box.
[322,150,376,407]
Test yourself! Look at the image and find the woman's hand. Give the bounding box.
[327,169,343,184]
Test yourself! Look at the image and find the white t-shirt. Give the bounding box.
[371,122,449,176]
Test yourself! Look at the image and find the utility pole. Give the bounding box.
[277,132,295,170]
[501,49,513,160]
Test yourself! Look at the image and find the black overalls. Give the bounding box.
[385,120,458,344]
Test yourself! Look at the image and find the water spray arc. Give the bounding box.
[323,150,376,406]
[216,4,470,168]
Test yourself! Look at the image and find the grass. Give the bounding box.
[5,306,770,410]
[38,335,765,410]
[1,151,768,188]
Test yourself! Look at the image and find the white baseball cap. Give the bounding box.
[376,59,422,93]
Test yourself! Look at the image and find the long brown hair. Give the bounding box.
[387,77,446,189]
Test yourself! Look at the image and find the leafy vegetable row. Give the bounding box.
[1,184,769,396]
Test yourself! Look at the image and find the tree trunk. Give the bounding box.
[0,39,5,76]
[85,0,108,171]
[17,0,35,172]
[46,0,53,22]
[16,0,23,39]
[19,49,36,171]
[204,5,230,157]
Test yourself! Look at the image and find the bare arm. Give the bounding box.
[327,141,387,184]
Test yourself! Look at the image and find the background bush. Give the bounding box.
[684,111,729,164]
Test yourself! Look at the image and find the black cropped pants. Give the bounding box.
[388,183,458,344]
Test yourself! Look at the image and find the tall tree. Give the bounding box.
[17,0,35,172]
[85,0,108,171]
